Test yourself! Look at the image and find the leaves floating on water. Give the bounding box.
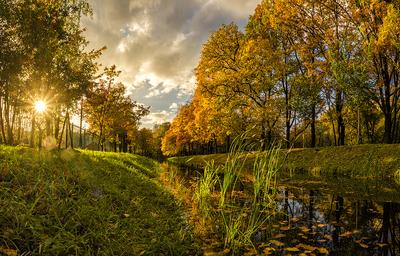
[280,226,290,231]
[285,247,300,252]
[300,227,310,233]
[296,243,317,251]
[376,243,388,248]
[339,231,353,238]
[269,239,285,247]
[317,247,329,254]
[263,247,275,255]
[0,248,17,256]
[273,233,286,239]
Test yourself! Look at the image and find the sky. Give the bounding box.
[82,0,260,128]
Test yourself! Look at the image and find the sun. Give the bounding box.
[34,100,47,113]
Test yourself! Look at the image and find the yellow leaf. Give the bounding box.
[263,247,275,255]
[377,243,388,248]
[273,233,286,239]
[358,243,369,249]
[0,248,17,256]
[317,247,329,254]
[285,247,300,252]
[339,231,353,238]
[269,239,284,247]
[280,226,290,231]
[300,227,310,233]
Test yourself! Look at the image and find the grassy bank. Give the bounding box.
[0,146,198,255]
[168,144,400,179]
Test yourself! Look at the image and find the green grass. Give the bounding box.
[169,144,400,179]
[0,146,198,255]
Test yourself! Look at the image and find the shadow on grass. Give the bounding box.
[0,146,199,255]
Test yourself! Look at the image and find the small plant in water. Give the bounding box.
[194,134,283,252]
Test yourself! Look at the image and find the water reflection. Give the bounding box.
[274,187,400,255]
[163,162,400,255]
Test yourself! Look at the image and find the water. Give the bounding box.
[163,163,400,255]
[269,184,400,255]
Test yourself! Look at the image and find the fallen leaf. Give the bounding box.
[280,226,290,231]
[301,227,310,233]
[376,243,388,248]
[339,231,353,238]
[285,247,300,252]
[269,240,284,247]
[0,248,17,256]
[358,243,369,249]
[317,247,329,254]
[273,234,286,239]
[263,247,275,255]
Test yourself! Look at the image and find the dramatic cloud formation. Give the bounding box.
[82,0,259,128]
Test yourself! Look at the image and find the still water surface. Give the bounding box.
[165,163,400,255]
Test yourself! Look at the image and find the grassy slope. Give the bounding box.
[0,146,198,255]
[168,144,400,178]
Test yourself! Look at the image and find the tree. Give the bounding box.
[84,66,149,151]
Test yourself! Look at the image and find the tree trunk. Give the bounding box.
[336,91,345,146]
[55,114,60,139]
[285,93,291,149]
[79,99,83,148]
[311,104,316,148]
[70,122,74,149]
[384,113,393,144]
[30,115,36,148]
[58,114,67,149]
[0,98,6,143]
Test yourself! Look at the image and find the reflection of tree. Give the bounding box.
[332,196,344,248]
[308,190,315,228]
[380,202,400,256]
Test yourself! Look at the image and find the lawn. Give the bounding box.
[168,144,400,179]
[0,146,199,255]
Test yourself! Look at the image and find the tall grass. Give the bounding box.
[193,135,283,252]
[194,161,219,219]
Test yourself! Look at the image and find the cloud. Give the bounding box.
[82,0,259,128]
[140,110,176,127]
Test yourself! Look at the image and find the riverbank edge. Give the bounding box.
[167,144,400,179]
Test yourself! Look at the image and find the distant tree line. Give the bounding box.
[0,0,148,151]
[162,0,400,156]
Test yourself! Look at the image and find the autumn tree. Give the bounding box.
[84,66,149,151]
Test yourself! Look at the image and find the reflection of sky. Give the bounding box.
[82,0,260,128]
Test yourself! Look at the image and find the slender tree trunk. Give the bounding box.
[65,112,69,149]
[30,115,36,148]
[55,114,60,139]
[0,98,6,143]
[336,91,345,146]
[357,108,362,144]
[285,92,291,149]
[79,99,83,148]
[17,115,21,144]
[70,122,74,149]
[5,97,13,145]
[311,104,316,148]
[58,114,67,149]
